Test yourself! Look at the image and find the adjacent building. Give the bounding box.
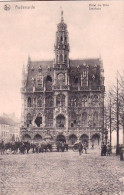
[21,12,105,147]
[0,114,20,142]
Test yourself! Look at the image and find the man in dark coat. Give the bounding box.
[101,142,107,156]
[78,142,83,155]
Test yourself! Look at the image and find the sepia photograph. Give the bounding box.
[0,1,124,195]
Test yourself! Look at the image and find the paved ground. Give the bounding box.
[0,149,124,195]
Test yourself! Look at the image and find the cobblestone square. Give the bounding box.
[0,150,124,195]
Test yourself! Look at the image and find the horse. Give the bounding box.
[40,143,52,153]
[19,142,26,154]
[23,142,31,154]
[4,142,12,154]
[56,142,67,152]
[30,143,37,153]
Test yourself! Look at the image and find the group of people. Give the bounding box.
[101,142,111,156]
[77,141,111,156]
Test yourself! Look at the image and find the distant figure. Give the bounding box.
[0,140,4,155]
[92,143,94,149]
[101,142,107,156]
[107,143,111,156]
[78,142,83,155]
[83,143,87,154]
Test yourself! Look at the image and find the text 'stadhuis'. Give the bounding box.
[21,12,105,147]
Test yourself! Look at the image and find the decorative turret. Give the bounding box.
[54,11,70,68]
[22,64,26,88]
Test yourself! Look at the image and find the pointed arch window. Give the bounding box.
[27,113,32,127]
[82,95,87,106]
[74,77,78,84]
[56,114,65,128]
[70,112,77,127]
[37,96,42,107]
[46,111,53,127]
[27,97,32,107]
[46,75,52,91]
[46,95,53,107]
[70,96,78,107]
[60,36,63,42]
[60,54,63,64]
[35,113,42,127]
[65,54,67,63]
[93,112,98,126]
[82,112,87,126]
[56,94,65,107]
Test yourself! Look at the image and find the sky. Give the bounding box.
[0,1,124,118]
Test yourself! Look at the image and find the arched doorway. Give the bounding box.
[80,134,89,147]
[56,135,66,143]
[68,134,77,145]
[35,113,42,127]
[91,134,100,148]
[56,114,65,128]
[34,134,42,141]
[23,134,31,141]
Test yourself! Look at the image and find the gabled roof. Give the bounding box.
[0,116,17,126]
[25,58,102,88]
[70,58,101,67]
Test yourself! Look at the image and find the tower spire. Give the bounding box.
[61,9,64,22]
[54,10,69,68]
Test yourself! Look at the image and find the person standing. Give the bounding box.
[78,142,83,155]
[83,142,87,154]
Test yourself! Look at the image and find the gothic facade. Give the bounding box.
[21,12,105,147]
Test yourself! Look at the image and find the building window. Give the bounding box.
[37,96,42,107]
[59,54,63,64]
[56,94,65,107]
[46,95,53,107]
[82,71,87,78]
[45,111,53,127]
[82,112,87,126]
[91,95,99,102]
[74,77,78,84]
[27,97,32,107]
[27,113,32,127]
[35,113,42,127]
[93,112,98,126]
[46,75,52,91]
[70,97,78,107]
[82,95,87,102]
[56,114,65,128]
[70,112,77,128]
[61,36,63,41]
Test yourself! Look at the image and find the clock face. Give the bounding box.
[58,73,64,81]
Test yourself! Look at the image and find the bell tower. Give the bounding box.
[54,11,70,68]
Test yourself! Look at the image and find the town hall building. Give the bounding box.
[21,12,105,147]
